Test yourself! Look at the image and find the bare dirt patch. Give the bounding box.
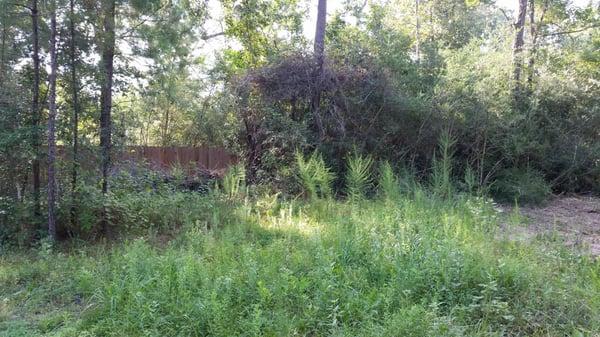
[500,195,600,256]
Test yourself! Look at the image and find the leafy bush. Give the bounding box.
[55,173,236,239]
[0,197,33,247]
[491,168,552,205]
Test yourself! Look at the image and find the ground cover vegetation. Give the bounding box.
[2,155,600,336]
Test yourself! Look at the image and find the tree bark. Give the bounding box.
[415,0,421,65]
[0,18,7,86]
[69,0,80,229]
[527,0,547,93]
[99,0,116,233]
[314,0,326,67]
[47,0,58,241]
[311,0,327,139]
[162,106,170,146]
[31,0,41,223]
[512,0,528,103]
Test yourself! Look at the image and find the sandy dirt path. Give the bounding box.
[500,196,600,256]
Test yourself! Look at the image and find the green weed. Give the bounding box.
[0,173,598,336]
[345,150,374,201]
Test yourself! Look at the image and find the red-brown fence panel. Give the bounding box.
[54,145,236,176]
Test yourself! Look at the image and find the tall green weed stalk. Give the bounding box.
[222,163,246,199]
[379,161,400,200]
[295,150,335,199]
[431,131,456,198]
[346,150,374,201]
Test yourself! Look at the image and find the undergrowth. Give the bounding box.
[1,186,599,336]
[1,149,598,336]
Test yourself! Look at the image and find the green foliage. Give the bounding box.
[295,151,335,200]
[63,187,224,237]
[461,165,481,195]
[491,168,552,205]
[40,167,223,238]
[221,163,246,199]
[345,150,374,201]
[378,161,400,200]
[1,193,599,336]
[431,132,456,198]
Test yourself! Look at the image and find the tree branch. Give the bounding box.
[498,8,513,24]
[542,23,600,37]
[201,31,225,40]
[10,2,32,11]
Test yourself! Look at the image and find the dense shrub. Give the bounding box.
[230,44,600,197]
[231,52,441,189]
[490,168,552,205]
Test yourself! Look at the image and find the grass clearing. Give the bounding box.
[1,191,599,336]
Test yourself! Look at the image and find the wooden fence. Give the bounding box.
[118,146,237,173]
[54,146,237,174]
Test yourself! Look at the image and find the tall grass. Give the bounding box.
[1,189,598,336]
[1,149,599,336]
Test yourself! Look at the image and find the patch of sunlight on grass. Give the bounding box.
[260,205,324,237]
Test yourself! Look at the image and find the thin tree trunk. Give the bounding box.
[31,0,41,223]
[512,0,528,103]
[243,115,261,184]
[415,0,420,65]
[163,106,170,146]
[0,19,7,86]
[311,0,327,139]
[429,0,435,44]
[99,0,116,233]
[527,0,547,93]
[314,0,326,67]
[526,0,535,92]
[47,0,58,241]
[69,0,80,229]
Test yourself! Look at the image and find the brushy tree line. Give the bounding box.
[0,0,599,244]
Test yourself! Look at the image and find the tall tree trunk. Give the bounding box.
[69,0,80,229]
[512,0,528,103]
[31,0,41,223]
[99,0,116,233]
[527,0,547,93]
[0,18,7,86]
[47,0,58,241]
[415,0,421,65]
[314,0,326,67]
[311,0,327,139]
